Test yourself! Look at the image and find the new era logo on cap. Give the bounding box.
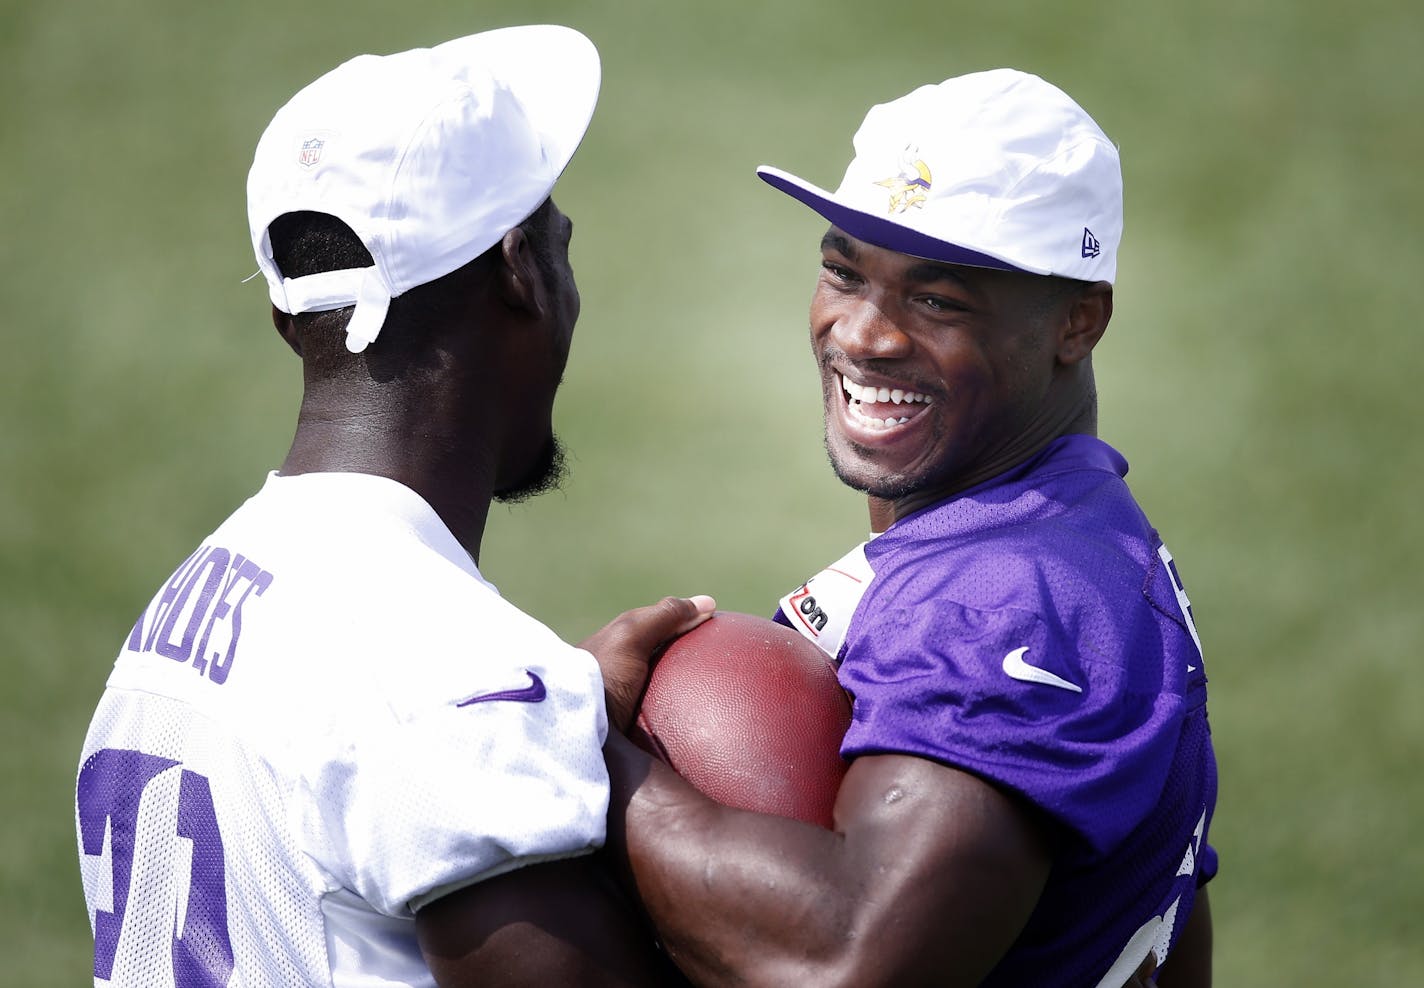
[757,69,1123,284]
[1082,227,1101,259]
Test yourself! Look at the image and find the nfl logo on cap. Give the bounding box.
[298,137,325,168]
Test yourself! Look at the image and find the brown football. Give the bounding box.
[631,611,852,828]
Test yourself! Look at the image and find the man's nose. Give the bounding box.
[826,298,913,359]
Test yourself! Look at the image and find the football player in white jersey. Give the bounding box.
[75,26,711,987]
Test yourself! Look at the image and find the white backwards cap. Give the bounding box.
[247,25,601,352]
[757,69,1122,283]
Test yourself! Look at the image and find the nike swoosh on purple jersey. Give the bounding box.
[455,671,547,706]
[1001,647,1082,693]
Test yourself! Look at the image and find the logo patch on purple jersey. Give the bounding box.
[455,671,547,707]
[1001,647,1082,693]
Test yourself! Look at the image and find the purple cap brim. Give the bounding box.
[756,165,1025,273]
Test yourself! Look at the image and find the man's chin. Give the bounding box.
[831,461,917,502]
[826,436,921,502]
[493,436,568,505]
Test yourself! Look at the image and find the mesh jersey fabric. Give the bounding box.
[76,471,609,987]
[775,434,1218,987]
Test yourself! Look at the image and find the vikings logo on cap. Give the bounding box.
[875,145,933,214]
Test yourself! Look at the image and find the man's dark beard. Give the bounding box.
[826,434,922,502]
[493,435,568,504]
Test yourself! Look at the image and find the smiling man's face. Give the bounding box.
[809,228,1087,517]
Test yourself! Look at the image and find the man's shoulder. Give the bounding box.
[876,447,1156,593]
[111,472,543,710]
[212,472,490,592]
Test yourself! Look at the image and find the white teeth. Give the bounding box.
[839,373,931,407]
[859,414,912,429]
[848,378,878,403]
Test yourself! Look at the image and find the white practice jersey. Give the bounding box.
[75,472,610,987]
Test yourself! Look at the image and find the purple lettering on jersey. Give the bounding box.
[156,548,229,664]
[172,769,234,986]
[77,748,178,979]
[191,554,248,676]
[78,751,235,984]
[123,546,276,685]
[193,555,273,684]
[136,547,206,653]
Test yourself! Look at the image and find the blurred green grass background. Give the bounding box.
[4,0,1421,983]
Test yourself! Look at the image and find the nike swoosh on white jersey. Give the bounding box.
[1001,647,1082,693]
[454,671,547,707]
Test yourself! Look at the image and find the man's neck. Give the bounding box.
[280,404,493,563]
[873,394,1098,532]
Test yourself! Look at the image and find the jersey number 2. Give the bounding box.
[77,748,234,985]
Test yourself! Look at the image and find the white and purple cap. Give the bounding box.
[247,26,600,353]
[757,69,1123,283]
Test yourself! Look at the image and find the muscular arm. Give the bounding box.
[415,853,680,987]
[603,733,1053,987]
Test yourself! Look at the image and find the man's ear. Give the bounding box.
[1057,282,1112,366]
[496,226,545,320]
[272,306,302,357]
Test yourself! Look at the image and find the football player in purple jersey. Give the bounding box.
[594,70,1218,987]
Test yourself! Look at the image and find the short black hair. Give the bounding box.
[268,201,556,286]
[268,211,372,280]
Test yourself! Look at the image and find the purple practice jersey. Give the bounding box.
[775,434,1218,986]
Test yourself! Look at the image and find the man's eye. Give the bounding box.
[921,295,964,312]
[821,261,857,282]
